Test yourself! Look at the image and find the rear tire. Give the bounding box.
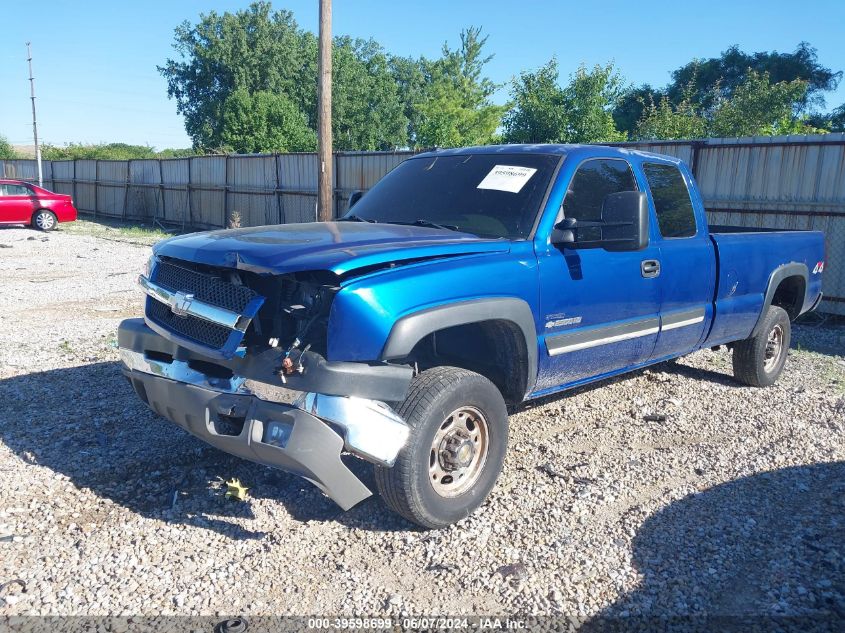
[732,305,791,387]
[32,210,57,232]
[374,366,508,529]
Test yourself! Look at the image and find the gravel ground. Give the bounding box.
[0,223,843,622]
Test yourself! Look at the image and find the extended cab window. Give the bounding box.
[643,163,697,238]
[561,159,637,241]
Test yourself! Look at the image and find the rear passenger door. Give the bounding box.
[643,161,715,360]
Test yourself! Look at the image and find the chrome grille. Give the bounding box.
[151,259,258,313]
[147,299,232,349]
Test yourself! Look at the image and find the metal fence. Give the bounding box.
[2,134,844,314]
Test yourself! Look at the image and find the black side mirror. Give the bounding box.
[551,191,649,252]
[348,190,364,210]
[601,191,649,251]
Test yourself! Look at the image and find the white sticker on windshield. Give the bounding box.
[477,165,538,193]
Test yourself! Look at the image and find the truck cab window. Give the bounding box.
[561,159,637,241]
[643,162,697,238]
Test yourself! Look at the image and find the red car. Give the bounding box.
[0,179,77,231]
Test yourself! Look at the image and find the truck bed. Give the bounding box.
[704,228,825,347]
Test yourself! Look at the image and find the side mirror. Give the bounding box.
[551,191,649,252]
[601,191,649,251]
[348,190,364,210]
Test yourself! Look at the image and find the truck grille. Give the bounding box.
[151,259,259,313]
[147,299,232,349]
[144,258,264,356]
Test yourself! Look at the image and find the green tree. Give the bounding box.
[220,89,316,153]
[709,71,809,137]
[563,63,626,143]
[0,135,18,159]
[669,42,840,114]
[414,27,505,148]
[332,37,407,150]
[636,95,707,140]
[502,59,567,143]
[159,2,407,152]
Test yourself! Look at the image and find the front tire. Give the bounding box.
[732,305,791,387]
[374,366,508,529]
[33,210,58,231]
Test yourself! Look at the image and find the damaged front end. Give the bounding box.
[118,255,412,510]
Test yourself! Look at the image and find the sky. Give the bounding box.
[2,0,844,151]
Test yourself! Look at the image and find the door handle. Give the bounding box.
[641,259,661,278]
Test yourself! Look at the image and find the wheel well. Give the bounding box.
[405,319,529,405]
[771,275,805,320]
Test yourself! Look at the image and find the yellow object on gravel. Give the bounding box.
[224,478,249,502]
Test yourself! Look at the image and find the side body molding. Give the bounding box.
[750,262,808,338]
[380,297,538,396]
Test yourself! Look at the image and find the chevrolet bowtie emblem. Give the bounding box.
[169,291,195,317]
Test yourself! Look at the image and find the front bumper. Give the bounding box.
[119,319,411,510]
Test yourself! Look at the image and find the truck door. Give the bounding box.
[641,161,715,359]
[533,157,661,393]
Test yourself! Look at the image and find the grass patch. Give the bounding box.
[61,218,180,244]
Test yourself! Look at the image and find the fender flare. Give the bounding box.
[380,297,538,396]
[750,262,808,338]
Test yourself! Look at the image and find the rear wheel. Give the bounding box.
[374,366,508,529]
[33,210,57,231]
[732,305,791,387]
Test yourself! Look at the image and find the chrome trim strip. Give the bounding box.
[120,348,248,393]
[119,348,409,466]
[546,317,660,356]
[138,275,247,332]
[661,307,706,331]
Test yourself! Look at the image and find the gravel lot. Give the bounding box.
[1,223,843,622]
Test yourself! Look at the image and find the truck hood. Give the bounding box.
[153,222,510,276]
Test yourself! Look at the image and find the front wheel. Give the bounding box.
[732,305,791,387]
[33,210,58,231]
[374,366,508,529]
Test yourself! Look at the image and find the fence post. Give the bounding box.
[274,153,283,225]
[94,160,100,218]
[186,157,193,230]
[224,154,230,228]
[158,158,166,226]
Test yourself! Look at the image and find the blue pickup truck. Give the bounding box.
[118,144,825,528]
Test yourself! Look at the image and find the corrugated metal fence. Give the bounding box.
[2,134,844,313]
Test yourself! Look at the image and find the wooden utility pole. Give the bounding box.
[26,42,43,187]
[317,0,333,221]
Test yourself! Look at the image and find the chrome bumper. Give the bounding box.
[119,348,409,467]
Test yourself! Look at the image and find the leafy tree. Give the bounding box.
[332,37,407,150]
[613,85,664,139]
[159,2,407,152]
[159,2,315,150]
[40,143,195,160]
[636,94,707,140]
[709,71,809,137]
[389,54,428,146]
[503,61,625,144]
[668,42,840,113]
[414,27,505,148]
[502,59,567,143]
[220,89,316,153]
[563,63,626,143]
[0,135,18,159]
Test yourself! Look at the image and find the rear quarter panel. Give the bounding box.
[706,230,825,346]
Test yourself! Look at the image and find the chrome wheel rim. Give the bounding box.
[764,324,784,372]
[429,406,489,498]
[36,212,55,230]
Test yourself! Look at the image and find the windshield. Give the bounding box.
[343,153,561,239]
